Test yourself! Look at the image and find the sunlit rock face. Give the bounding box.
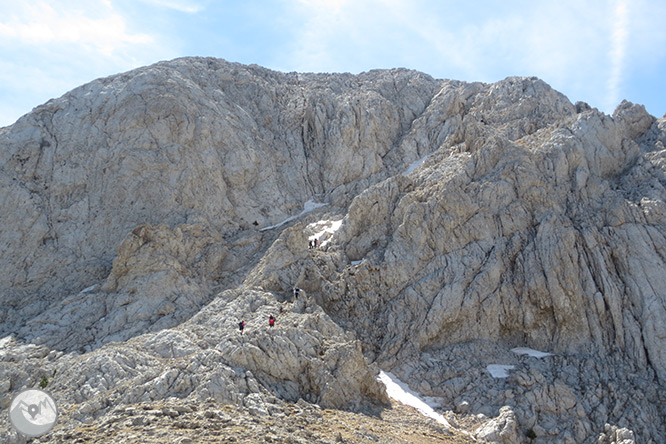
[1,57,665,443]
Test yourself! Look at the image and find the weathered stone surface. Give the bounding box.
[1,57,666,443]
[4,398,476,444]
[474,406,519,443]
[0,59,440,329]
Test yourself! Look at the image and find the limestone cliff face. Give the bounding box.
[0,58,439,328]
[1,57,665,443]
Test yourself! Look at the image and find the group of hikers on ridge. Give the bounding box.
[237,288,302,335]
[308,238,319,249]
[238,314,277,334]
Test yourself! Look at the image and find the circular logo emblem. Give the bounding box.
[8,388,58,437]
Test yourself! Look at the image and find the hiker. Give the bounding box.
[308,240,313,249]
[268,315,275,328]
[314,238,319,248]
[239,320,245,335]
[293,287,300,298]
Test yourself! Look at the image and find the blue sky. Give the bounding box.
[1,0,665,128]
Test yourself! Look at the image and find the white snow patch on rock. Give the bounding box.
[403,154,431,176]
[378,370,451,428]
[511,347,552,358]
[308,218,343,247]
[260,199,328,231]
[487,364,515,378]
[81,284,98,294]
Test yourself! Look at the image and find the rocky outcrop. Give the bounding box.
[0,59,439,331]
[475,406,519,443]
[1,57,666,443]
[2,286,387,432]
[244,90,666,440]
[303,101,666,441]
[19,398,476,444]
[17,223,229,351]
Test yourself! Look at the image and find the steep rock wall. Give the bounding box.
[0,58,439,331]
[1,57,665,443]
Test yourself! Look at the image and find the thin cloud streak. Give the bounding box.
[289,0,352,72]
[0,0,663,127]
[0,2,153,55]
[286,0,658,115]
[287,0,612,100]
[139,0,206,14]
[0,1,173,127]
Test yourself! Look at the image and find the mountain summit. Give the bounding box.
[1,57,665,443]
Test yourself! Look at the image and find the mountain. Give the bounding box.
[1,57,665,443]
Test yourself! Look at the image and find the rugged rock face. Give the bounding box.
[0,59,439,328]
[1,57,665,443]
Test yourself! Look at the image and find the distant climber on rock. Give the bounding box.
[314,238,319,248]
[293,287,300,298]
[308,240,313,249]
[239,320,245,335]
[268,315,275,328]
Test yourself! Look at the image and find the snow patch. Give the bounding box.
[351,260,363,266]
[81,284,98,293]
[260,199,328,231]
[511,347,552,358]
[487,364,515,378]
[308,218,343,247]
[402,154,430,176]
[378,371,451,428]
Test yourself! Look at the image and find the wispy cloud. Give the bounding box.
[608,0,630,112]
[0,1,153,56]
[288,1,606,82]
[0,0,173,126]
[0,0,663,127]
[286,0,645,113]
[297,0,349,14]
[139,0,207,14]
[289,0,353,71]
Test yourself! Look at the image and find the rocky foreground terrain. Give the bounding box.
[1,57,666,443]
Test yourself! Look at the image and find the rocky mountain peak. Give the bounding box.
[2,57,665,443]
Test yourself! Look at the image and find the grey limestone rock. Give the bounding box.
[1,57,666,442]
[475,406,519,443]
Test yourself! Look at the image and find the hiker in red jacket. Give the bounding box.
[268,315,275,328]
